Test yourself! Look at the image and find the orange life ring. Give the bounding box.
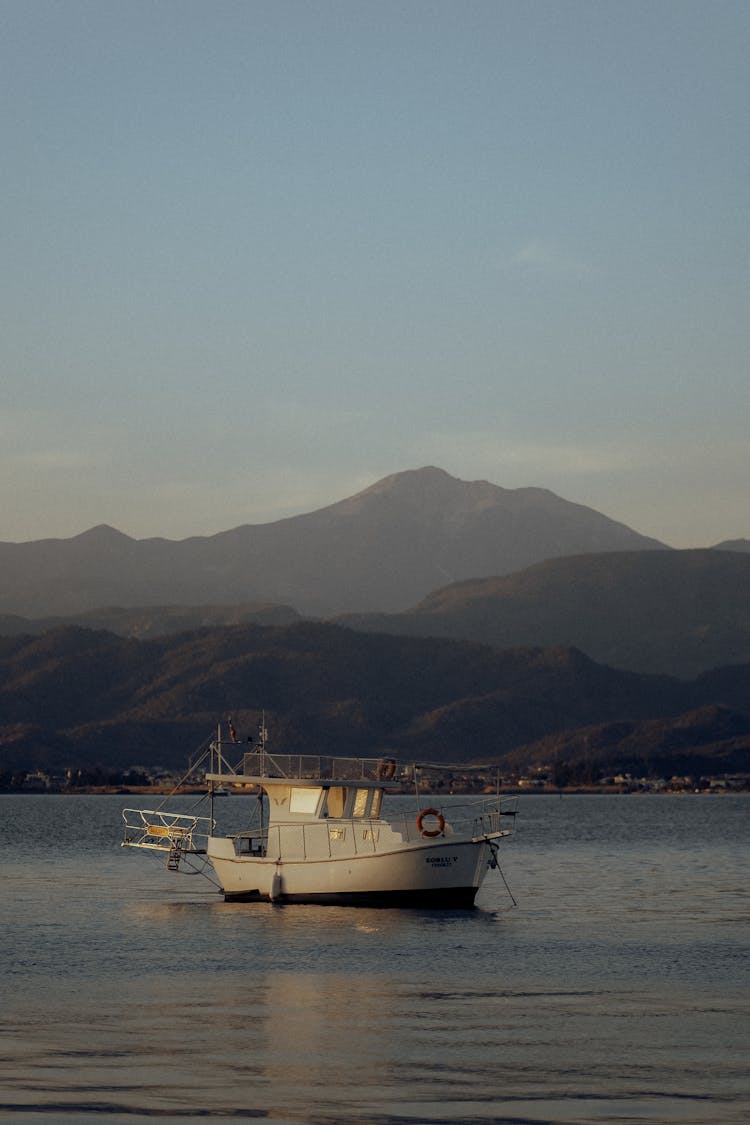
[376,757,396,780]
[417,807,445,837]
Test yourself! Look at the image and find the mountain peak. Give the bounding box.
[339,466,504,514]
[73,524,134,544]
[353,466,459,499]
[373,465,455,486]
[0,467,667,617]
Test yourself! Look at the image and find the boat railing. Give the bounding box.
[234,819,381,860]
[461,795,518,838]
[403,795,519,842]
[241,751,397,782]
[121,808,213,855]
[230,795,517,861]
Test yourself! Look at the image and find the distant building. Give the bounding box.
[21,771,52,792]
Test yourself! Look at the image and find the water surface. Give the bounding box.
[1,793,748,1123]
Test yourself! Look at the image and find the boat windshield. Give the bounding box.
[289,787,323,815]
[353,789,368,817]
[326,787,347,817]
[324,786,383,819]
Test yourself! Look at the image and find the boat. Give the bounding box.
[122,721,518,907]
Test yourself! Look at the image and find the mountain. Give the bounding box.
[0,467,665,618]
[2,620,749,777]
[340,549,750,678]
[0,602,301,640]
[712,538,750,552]
[503,705,750,783]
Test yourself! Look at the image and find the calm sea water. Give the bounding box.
[1,793,748,1125]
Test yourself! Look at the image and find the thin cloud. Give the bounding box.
[500,238,598,279]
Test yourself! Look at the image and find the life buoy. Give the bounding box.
[417,807,445,837]
[376,757,396,780]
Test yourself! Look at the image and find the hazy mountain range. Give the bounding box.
[2,467,748,678]
[341,549,750,679]
[3,547,749,678]
[1,467,748,777]
[0,467,665,618]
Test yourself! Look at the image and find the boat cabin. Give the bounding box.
[258,779,385,823]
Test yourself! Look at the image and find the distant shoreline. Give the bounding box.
[3,785,747,796]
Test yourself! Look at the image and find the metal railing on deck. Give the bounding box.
[121,808,213,853]
[241,752,395,782]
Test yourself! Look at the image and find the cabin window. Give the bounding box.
[352,789,369,818]
[289,787,322,815]
[370,789,383,818]
[326,787,347,818]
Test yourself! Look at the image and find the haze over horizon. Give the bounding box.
[3,2,748,549]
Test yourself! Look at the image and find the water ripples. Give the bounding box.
[1,794,748,1123]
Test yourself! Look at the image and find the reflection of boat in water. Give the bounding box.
[122,721,517,907]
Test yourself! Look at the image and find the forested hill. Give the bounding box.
[4,549,750,679]
[2,621,748,776]
[339,549,750,678]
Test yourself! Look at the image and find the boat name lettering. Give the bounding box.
[425,856,458,866]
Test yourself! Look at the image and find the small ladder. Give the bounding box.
[167,837,185,870]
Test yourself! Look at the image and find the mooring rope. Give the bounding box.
[487,839,518,907]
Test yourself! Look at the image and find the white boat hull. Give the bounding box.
[207,835,496,907]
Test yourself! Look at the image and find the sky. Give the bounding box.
[2,0,748,549]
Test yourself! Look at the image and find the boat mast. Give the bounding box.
[209,721,221,826]
[258,714,267,839]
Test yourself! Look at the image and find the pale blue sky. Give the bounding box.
[2,0,748,547]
